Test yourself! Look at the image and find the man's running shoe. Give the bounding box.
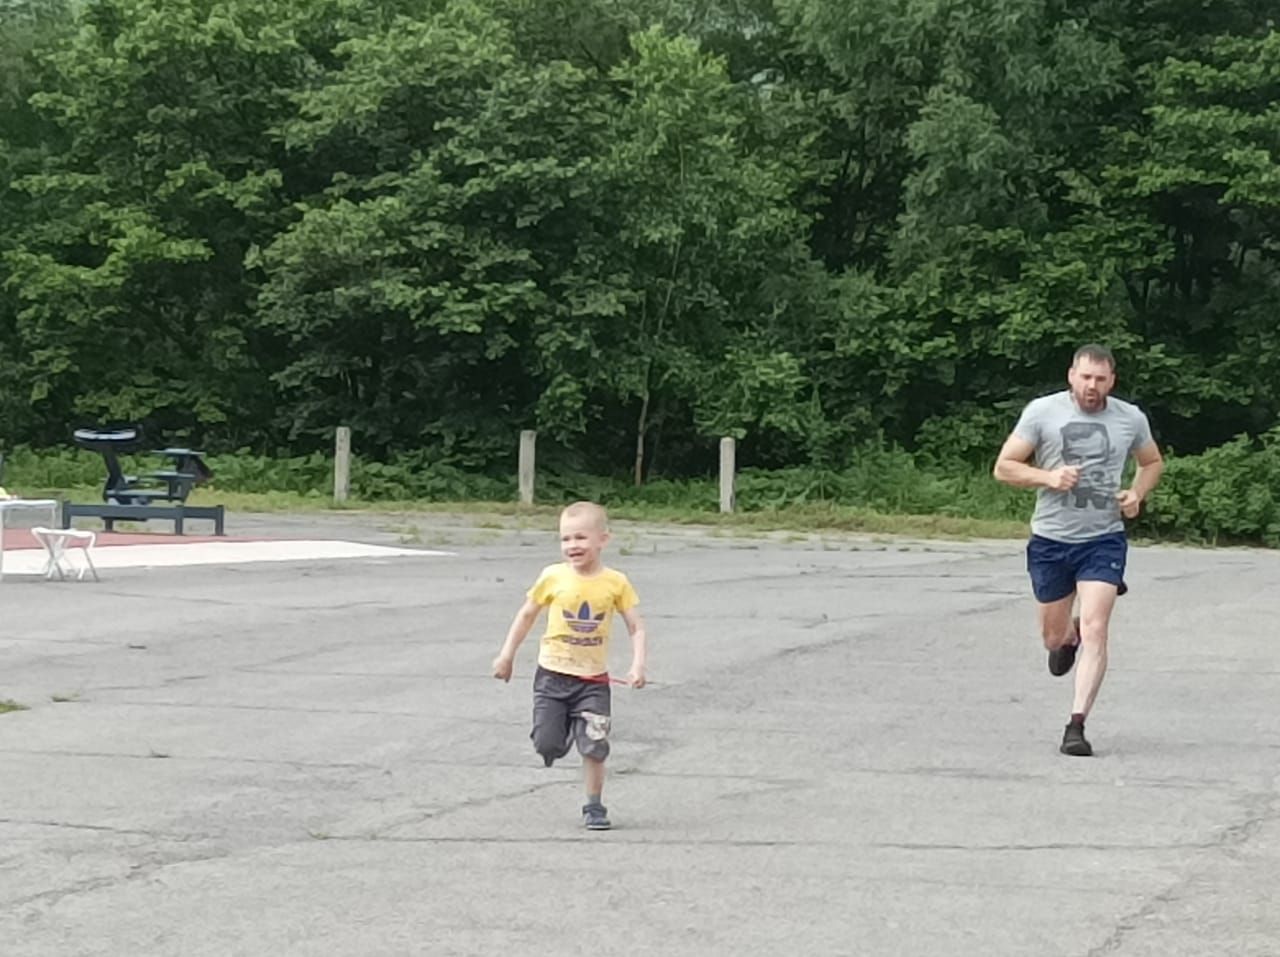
[1060,722,1093,757]
[1048,616,1081,677]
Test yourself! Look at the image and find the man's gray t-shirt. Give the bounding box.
[1012,391,1154,543]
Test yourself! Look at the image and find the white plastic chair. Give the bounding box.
[31,527,99,582]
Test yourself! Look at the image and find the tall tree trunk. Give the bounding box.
[632,147,685,486]
[633,390,650,486]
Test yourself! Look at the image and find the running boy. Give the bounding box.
[491,501,647,830]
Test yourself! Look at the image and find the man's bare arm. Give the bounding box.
[1117,440,1164,518]
[993,434,1080,492]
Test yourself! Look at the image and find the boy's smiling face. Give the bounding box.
[559,510,609,574]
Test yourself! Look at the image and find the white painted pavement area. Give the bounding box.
[0,538,452,575]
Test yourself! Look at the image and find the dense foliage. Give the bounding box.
[2,0,1278,534]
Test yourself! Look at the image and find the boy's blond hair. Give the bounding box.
[560,500,609,531]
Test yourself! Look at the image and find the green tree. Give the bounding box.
[257,2,608,459]
[2,0,331,446]
[578,27,817,481]
[259,10,820,474]
[1100,30,1280,449]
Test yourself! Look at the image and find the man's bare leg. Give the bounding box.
[1038,592,1081,679]
[1072,580,1119,717]
[1037,593,1078,650]
[1055,580,1119,756]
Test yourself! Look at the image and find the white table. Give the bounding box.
[0,499,59,581]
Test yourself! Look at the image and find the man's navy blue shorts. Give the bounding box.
[1026,532,1127,603]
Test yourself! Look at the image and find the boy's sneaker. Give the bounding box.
[1060,722,1093,757]
[1047,616,1081,677]
[582,802,611,831]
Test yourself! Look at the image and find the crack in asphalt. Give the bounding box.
[0,817,188,840]
[0,747,386,771]
[367,778,569,839]
[1082,792,1278,956]
[106,699,472,718]
[3,847,228,911]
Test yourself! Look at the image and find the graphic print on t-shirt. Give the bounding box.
[562,599,606,640]
[530,563,638,676]
[1060,421,1115,509]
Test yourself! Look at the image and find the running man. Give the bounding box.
[994,344,1164,756]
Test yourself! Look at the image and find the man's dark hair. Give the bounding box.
[1073,343,1115,370]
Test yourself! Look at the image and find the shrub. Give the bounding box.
[6,429,1280,546]
[1137,429,1280,546]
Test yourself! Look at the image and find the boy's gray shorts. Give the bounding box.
[531,666,612,762]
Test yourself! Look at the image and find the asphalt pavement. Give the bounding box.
[1,511,1276,956]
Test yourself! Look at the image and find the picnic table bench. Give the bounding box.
[62,427,225,535]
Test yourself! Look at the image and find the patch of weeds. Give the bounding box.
[107,521,146,533]
[147,748,171,759]
[0,699,29,714]
[377,520,419,541]
[50,692,82,703]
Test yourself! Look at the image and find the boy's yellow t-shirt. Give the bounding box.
[528,563,639,677]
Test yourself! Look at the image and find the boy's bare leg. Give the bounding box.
[1072,580,1119,716]
[584,757,605,800]
[581,757,611,829]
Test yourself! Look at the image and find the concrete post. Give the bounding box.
[334,427,351,504]
[519,430,537,506]
[719,437,735,514]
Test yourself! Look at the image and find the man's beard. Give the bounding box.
[1076,389,1104,410]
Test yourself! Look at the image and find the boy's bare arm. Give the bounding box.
[620,607,647,688]
[493,598,542,682]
